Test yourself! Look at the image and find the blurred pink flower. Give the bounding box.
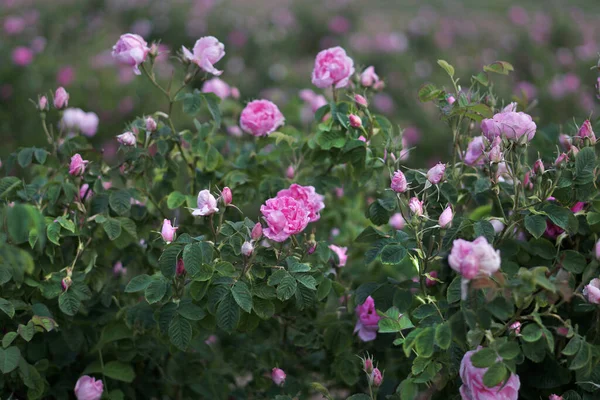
[329,244,348,267]
[57,66,75,86]
[328,15,351,34]
[12,47,33,66]
[202,78,231,100]
[3,16,25,35]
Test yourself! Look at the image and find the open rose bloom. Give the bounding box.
[312,46,355,89]
[354,295,381,342]
[240,99,285,137]
[112,33,150,75]
[460,348,520,400]
[182,36,225,76]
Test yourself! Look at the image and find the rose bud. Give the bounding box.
[271,368,286,386]
[409,197,424,217]
[69,154,89,176]
[74,375,103,400]
[390,170,408,193]
[145,116,157,132]
[117,131,136,146]
[355,94,368,107]
[509,321,522,334]
[555,152,569,167]
[577,119,596,145]
[176,258,185,276]
[349,114,362,128]
[38,96,48,110]
[221,187,232,206]
[439,206,453,228]
[447,95,456,105]
[251,223,262,241]
[371,368,383,387]
[426,271,439,287]
[54,87,69,109]
[426,162,446,184]
[286,165,295,179]
[533,159,544,175]
[241,241,254,257]
[583,278,600,304]
[160,219,178,244]
[61,276,72,292]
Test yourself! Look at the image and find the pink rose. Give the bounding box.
[113,261,127,276]
[111,33,150,75]
[145,116,157,132]
[240,99,285,137]
[409,197,424,217]
[191,190,219,216]
[260,196,310,242]
[460,348,520,400]
[62,109,100,137]
[533,159,544,176]
[488,137,503,163]
[54,87,69,109]
[449,237,500,280]
[12,46,34,66]
[549,395,563,400]
[439,206,453,228]
[241,241,253,256]
[464,136,486,167]
[251,223,262,241]
[312,46,355,89]
[583,278,600,304]
[38,96,48,110]
[577,119,596,144]
[329,244,348,267]
[510,321,522,334]
[426,162,446,184]
[371,367,383,387]
[161,219,178,243]
[74,375,103,400]
[271,368,286,386]
[502,102,518,113]
[277,184,325,223]
[355,94,368,107]
[354,295,380,342]
[286,165,295,179]
[426,271,439,287]
[481,111,536,143]
[202,77,231,100]
[221,187,232,205]
[117,131,136,146]
[389,213,405,230]
[79,184,93,201]
[176,258,185,276]
[390,170,407,193]
[182,36,225,76]
[349,114,362,128]
[69,154,88,176]
[360,66,380,87]
[79,112,99,137]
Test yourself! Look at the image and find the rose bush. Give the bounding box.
[1,27,600,400]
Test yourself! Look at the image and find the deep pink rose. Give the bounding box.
[464,136,486,167]
[54,87,69,109]
[549,395,563,400]
[391,170,407,193]
[460,348,520,400]
[221,187,232,205]
[74,375,103,400]
[69,154,88,176]
[240,99,285,137]
[176,258,185,276]
[312,46,355,89]
[202,78,231,100]
[426,271,439,287]
[271,368,286,386]
[329,244,348,267]
[261,196,310,242]
[427,163,446,184]
[583,278,600,304]
[277,184,325,222]
[191,190,219,216]
[111,33,150,75]
[354,295,380,342]
[182,36,225,76]
[481,111,536,143]
[577,119,596,144]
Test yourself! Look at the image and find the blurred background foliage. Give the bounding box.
[1,0,599,165]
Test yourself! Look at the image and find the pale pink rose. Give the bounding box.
[111,33,150,75]
[202,78,231,100]
[69,154,88,176]
[349,114,362,128]
[354,296,380,342]
[390,170,407,193]
[227,125,243,137]
[240,99,285,137]
[439,206,453,228]
[514,81,537,99]
[426,163,446,184]
[409,197,424,217]
[577,119,596,144]
[79,112,99,137]
[54,87,69,109]
[12,47,33,66]
[4,16,25,35]
[549,395,563,400]
[447,95,456,105]
[260,196,310,242]
[312,46,355,89]
[74,375,103,400]
[182,36,225,76]
[117,131,136,146]
[471,237,501,275]
[39,96,48,110]
[389,213,405,230]
[449,237,500,280]
[328,15,351,34]
[277,184,325,223]
[371,368,383,387]
[464,136,486,167]
[459,347,520,400]
[79,184,93,201]
[204,334,218,345]
[360,66,379,87]
[299,89,327,113]
[271,368,286,386]
[221,187,232,205]
[62,109,100,137]
[481,111,536,143]
[251,223,262,241]
[192,190,219,216]
[502,102,518,113]
[490,220,505,234]
[231,87,240,99]
[145,117,157,132]
[161,219,178,243]
[583,278,600,304]
[241,241,253,256]
[355,94,368,107]
[329,244,348,267]
[510,321,522,334]
[113,261,127,276]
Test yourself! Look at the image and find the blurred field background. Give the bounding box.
[2,0,599,164]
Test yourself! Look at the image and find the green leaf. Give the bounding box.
[524,215,546,239]
[474,220,495,243]
[415,327,435,358]
[56,216,75,233]
[575,147,596,185]
[447,276,462,303]
[34,148,47,164]
[418,83,442,102]
[367,201,391,226]
[109,190,132,215]
[168,315,192,351]
[562,336,582,356]
[58,291,81,316]
[269,131,296,147]
[483,61,514,75]
[0,298,15,318]
[587,212,600,226]
[177,300,205,321]
[346,395,371,400]
[315,129,346,150]
[434,323,452,350]
[103,361,135,383]
[202,92,221,128]
[182,91,203,115]
[471,348,497,368]
[17,322,35,342]
[570,342,591,370]
[483,362,508,387]
[17,148,34,168]
[2,332,17,348]
[437,59,455,77]
[194,263,214,281]
[102,218,122,241]
[317,278,332,301]
[498,342,521,360]
[295,274,317,290]
[561,251,587,274]
[0,346,21,373]
[159,244,182,278]
[125,274,151,293]
[145,279,168,304]
[542,204,571,230]
[277,274,297,301]
[521,324,543,343]
[355,226,387,243]
[253,298,275,320]
[380,244,407,265]
[203,145,221,172]
[232,281,253,313]
[183,242,213,276]
[217,293,240,333]
[167,191,186,209]
[0,176,22,199]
